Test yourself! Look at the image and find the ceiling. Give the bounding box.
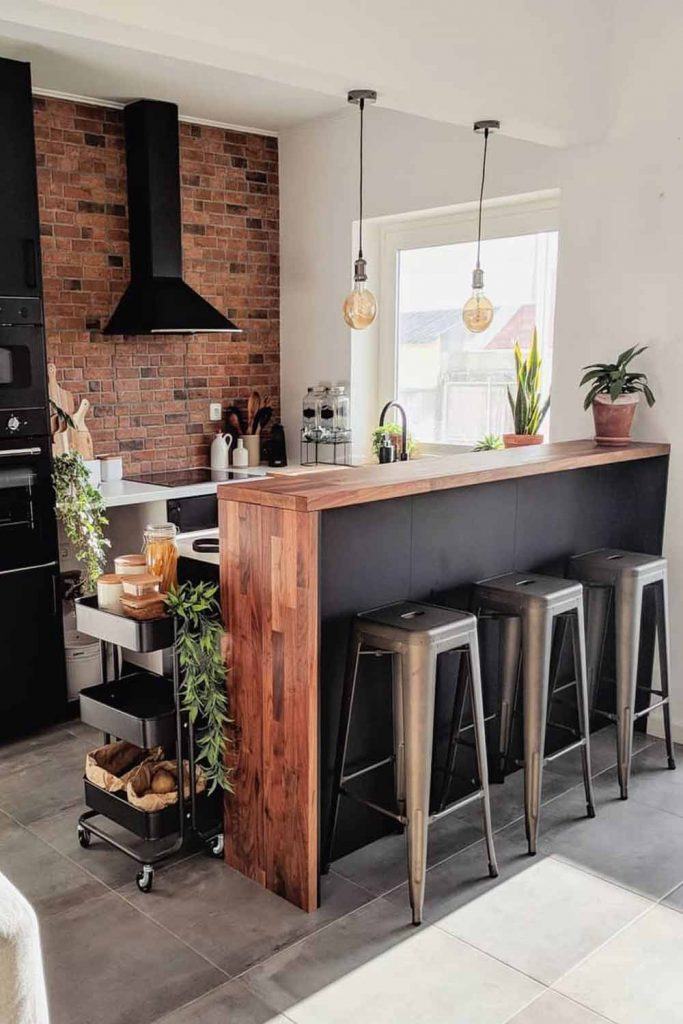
[0,0,615,143]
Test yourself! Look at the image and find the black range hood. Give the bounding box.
[104,99,240,336]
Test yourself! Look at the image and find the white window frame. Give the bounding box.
[377,189,560,450]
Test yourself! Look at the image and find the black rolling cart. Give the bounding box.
[74,597,224,892]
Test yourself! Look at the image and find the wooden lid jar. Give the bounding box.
[114,554,147,576]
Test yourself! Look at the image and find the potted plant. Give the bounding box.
[580,345,655,445]
[370,423,416,461]
[473,433,504,451]
[504,329,550,447]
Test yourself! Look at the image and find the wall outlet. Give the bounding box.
[209,402,222,422]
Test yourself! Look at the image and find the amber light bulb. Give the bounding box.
[343,257,377,330]
[462,289,494,333]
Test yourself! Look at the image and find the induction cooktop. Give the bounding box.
[127,467,260,487]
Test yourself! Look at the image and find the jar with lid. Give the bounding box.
[330,385,350,441]
[302,387,317,440]
[318,387,335,440]
[142,523,178,593]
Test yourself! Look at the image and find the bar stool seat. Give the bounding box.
[569,548,675,798]
[474,572,596,855]
[324,601,498,925]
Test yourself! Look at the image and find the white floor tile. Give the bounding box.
[283,924,542,1024]
[556,904,683,1023]
[507,990,610,1023]
[436,856,650,984]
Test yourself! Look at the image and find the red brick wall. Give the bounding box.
[33,96,279,473]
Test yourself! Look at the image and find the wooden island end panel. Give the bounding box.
[220,498,319,911]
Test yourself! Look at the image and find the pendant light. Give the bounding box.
[462,119,500,334]
[343,88,378,331]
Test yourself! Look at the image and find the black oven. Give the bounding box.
[0,436,58,573]
[0,297,48,431]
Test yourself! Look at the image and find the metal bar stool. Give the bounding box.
[569,549,676,799]
[324,601,498,925]
[474,572,596,855]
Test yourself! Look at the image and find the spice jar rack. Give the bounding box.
[74,597,223,892]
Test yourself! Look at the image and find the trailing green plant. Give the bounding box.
[580,345,655,410]
[506,328,550,435]
[473,433,504,451]
[53,451,110,593]
[165,581,233,795]
[370,423,417,458]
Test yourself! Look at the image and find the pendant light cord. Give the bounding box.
[475,127,489,271]
[358,97,365,259]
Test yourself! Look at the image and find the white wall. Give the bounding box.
[281,2,683,733]
[279,106,561,458]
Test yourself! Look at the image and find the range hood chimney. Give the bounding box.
[104,99,240,336]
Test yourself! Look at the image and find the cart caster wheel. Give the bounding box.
[136,866,154,893]
[77,825,91,849]
[207,834,224,858]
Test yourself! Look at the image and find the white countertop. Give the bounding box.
[99,469,266,508]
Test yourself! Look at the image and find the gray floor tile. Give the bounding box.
[41,892,225,1024]
[29,808,199,890]
[245,896,416,1012]
[0,724,85,779]
[332,812,482,895]
[459,764,576,832]
[0,733,89,826]
[0,809,106,916]
[251,920,542,1024]
[663,880,683,912]
[154,978,289,1024]
[508,990,611,1023]
[538,781,683,898]
[437,856,650,984]
[556,904,683,1024]
[591,738,682,815]
[120,854,372,976]
[546,724,654,780]
[384,829,540,923]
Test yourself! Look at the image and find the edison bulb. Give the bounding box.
[343,282,377,330]
[462,290,494,333]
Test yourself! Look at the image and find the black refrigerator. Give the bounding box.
[0,57,65,738]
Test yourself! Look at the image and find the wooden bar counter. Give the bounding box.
[218,440,670,910]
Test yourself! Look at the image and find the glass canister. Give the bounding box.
[142,523,178,593]
[318,386,335,440]
[331,385,350,441]
[302,387,317,440]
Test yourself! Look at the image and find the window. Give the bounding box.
[378,193,559,447]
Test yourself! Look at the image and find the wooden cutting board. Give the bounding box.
[48,366,93,459]
[67,399,94,459]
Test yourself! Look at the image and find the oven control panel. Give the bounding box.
[0,407,49,439]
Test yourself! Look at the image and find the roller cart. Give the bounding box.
[74,596,224,892]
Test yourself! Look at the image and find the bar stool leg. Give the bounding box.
[467,630,499,879]
[570,602,596,818]
[583,584,612,713]
[402,644,437,926]
[438,649,469,812]
[654,577,676,771]
[392,652,407,817]
[615,577,643,800]
[522,607,553,855]
[497,616,521,782]
[323,625,363,873]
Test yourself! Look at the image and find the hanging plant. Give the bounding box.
[164,581,233,795]
[53,451,110,593]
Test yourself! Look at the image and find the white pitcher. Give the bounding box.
[210,430,233,470]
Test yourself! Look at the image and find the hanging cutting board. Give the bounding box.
[67,399,94,459]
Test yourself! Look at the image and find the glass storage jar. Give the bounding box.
[318,387,335,440]
[142,523,178,593]
[302,387,317,441]
[330,385,350,441]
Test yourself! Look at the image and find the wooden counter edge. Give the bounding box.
[219,440,671,513]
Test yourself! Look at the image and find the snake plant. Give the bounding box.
[506,329,550,435]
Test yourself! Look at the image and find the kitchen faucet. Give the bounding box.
[379,401,409,461]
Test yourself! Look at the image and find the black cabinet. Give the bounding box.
[0,564,65,739]
[0,59,42,297]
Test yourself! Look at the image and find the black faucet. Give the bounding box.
[379,401,409,461]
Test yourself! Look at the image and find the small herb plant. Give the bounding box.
[506,329,550,436]
[580,345,655,410]
[473,433,504,451]
[371,423,416,459]
[53,451,110,593]
[165,582,233,795]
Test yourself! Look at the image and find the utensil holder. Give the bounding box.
[242,434,260,467]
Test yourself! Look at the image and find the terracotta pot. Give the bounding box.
[591,393,639,445]
[502,433,544,448]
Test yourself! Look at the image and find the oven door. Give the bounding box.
[0,302,48,414]
[0,438,57,572]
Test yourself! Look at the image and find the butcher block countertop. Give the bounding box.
[218,439,670,513]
